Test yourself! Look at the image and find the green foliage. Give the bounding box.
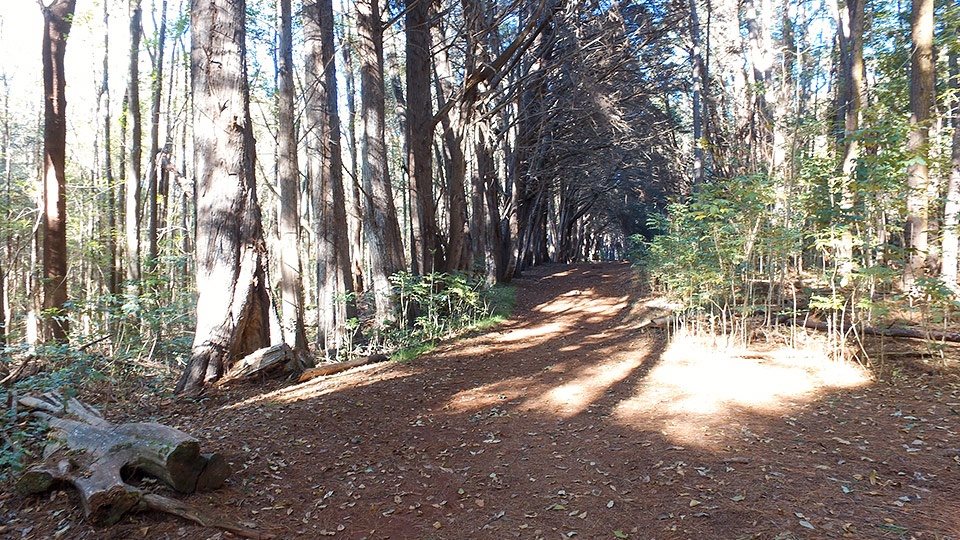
[361,272,514,360]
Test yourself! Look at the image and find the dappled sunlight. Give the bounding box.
[225,363,413,408]
[522,353,646,416]
[497,321,569,343]
[612,333,871,449]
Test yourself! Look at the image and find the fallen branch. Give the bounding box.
[298,354,390,383]
[792,318,960,343]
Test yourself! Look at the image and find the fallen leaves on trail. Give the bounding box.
[6,263,960,540]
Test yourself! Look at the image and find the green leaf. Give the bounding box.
[613,531,628,539]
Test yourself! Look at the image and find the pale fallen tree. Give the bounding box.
[15,392,270,539]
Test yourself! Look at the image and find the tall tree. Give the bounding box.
[176,0,274,395]
[836,0,865,281]
[356,0,406,323]
[905,0,934,287]
[689,0,705,185]
[40,0,78,342]
[304,0,358,353]
[276,0,309,357]
[126,0,143,290]
[942,45,960,289]
[145,0,168,270]
[406,0,437,275]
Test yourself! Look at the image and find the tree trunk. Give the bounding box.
[689,0,705,185]
[407,0,437,276]
[126,0,142,291]
[942,88,960,288]
[304,0,358,353]
[905,0,934,287]
[40,0,77,343]
[101,1,119,298]
[357,0,406,323]
[177,0,273,396]
[835,0,864,282]
[276,0,310,359]
[145,0,167,271]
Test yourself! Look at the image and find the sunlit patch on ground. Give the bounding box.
[613,331,871,448]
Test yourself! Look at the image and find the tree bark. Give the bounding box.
[145,0,167,270]
[357,0,406,323]
[407,0,437,276]
[304,0,358,353]
[177,0,273,396]
[276,0,310,359]
[126,0,142,291]
[40,0,77,343]
[835,0,864,281]
[942,45,960,288]
[905,0,934,287]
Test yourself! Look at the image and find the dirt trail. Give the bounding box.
[5,262,960,539]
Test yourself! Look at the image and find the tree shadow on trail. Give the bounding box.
[43,262,960,540]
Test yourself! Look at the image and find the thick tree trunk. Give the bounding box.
[304,0,358,353]
[276,0,310,359]
[177,0,273,396]
[357,0,406,323]
[834,0,864,282]
[40,0,77,343]
[407,0,437,276]
[905,0,934,287]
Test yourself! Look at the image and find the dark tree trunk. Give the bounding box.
[177,0,273,396]
[304,0,358,353]
[40,0,77,343]
[407,0,437,276]
[905,0,934,287]
[357,0,406,323]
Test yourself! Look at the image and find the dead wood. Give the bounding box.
[298,353,391,383]
[218,343,295,386]
[14,392,244,535]
[792,318,960,343]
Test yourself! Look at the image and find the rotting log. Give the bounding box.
[13,393,266,537]
[217,343,299,387]
[298,353,390,383]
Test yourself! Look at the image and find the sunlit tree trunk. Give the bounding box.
[177,0,273,396]
[357,0,405,323]
[304,0,358,353]
[40,0,77,343]
[276,0,309,359]
[941,51,960,289]
[905,0,934,288]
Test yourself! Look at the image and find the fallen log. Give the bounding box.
[14,392,265,537]
[298,353,391,383]
[792,318,960,343]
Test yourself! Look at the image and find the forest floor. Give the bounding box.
[5,262,960,540]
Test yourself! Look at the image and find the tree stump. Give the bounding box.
[14,392,263,537]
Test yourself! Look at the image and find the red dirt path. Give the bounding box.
[4,262,960,539]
